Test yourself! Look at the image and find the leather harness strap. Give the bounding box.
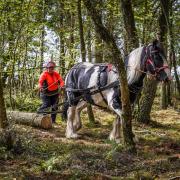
[97,65,109,105]
[66,64,118,108]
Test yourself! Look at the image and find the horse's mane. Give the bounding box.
[126,46,144,85]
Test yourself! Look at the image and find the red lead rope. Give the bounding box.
[155,65,169,73]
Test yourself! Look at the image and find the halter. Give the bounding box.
[140,46,169,77]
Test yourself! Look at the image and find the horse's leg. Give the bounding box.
[73,101,87,132]
[66,106,79,138]
[109,111,122,143]
[106,91,122,143]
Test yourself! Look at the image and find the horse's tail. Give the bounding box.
[61,90,69,121]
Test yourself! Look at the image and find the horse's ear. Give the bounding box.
[152,39,159,47]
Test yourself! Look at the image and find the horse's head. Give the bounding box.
[145,39,172,82]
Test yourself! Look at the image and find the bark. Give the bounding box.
[78,0,95,123]
[137,79,158,123]
[40,27,45,74]
[83,0,135,152]
[167,82,172,105]
[161,83,167,109]
[120,0,139,51]
[87,26,96,123]
[87,27,92,63]
[58,1,65,76]
[77,0,86,61]
[0,71,8,129]
[59,29,65,76]
[159,0,169,109]
[142,0,147,44]
[95,33,103,63]
[40,0,46,74]
[171,50,180,96]
[168,1,180,96]
[7,111,52,129]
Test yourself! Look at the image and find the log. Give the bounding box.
[7,111,52,129]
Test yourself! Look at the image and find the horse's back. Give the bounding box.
[65,62,110,89]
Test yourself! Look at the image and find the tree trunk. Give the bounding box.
[77,0,86,61]
[167,82,172,105]
[87,26,92,63]
[7,111,52,129]
[168,1,180,96]
[83,0,135,152]
[161,83,167,109]
[40,0,45,74]
[78,0,95,123]
[136,0,169,123]
[136,78,158,123]
[95,32,103,63]
[59,28,65,76]
[87,27,95,123]
[159,0,169,109]
[171,50,180,96]
[57,1,66,76]
[120,0,139,51]
[142,0,147,44]
[0,70,8,129]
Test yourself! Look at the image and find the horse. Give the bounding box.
[63,39,171,142]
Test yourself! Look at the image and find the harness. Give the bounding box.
[66,64,118,108]
[97,65,108,105]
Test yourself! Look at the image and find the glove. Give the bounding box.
[40,88,44,92]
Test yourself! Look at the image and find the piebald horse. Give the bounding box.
[64,40,171,142]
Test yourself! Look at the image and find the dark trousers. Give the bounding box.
[38,94,59,123]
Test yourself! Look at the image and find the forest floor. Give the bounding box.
[0,103,180,179]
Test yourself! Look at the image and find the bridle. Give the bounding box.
[138,45,169,77]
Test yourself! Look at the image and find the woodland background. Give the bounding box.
[0,0,179,179]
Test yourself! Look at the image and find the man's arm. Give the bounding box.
[39,73,46,91]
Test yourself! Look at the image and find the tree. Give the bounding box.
[120,0,139,52]
[159,0,169,109]
[77,0,95,123]
[83,0,136,152]
[168,0,180,96]
[136,0,169,123]
[0,69,8,129]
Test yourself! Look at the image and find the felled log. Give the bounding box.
[7,111,52,129]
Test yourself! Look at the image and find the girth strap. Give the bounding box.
[97,66,108,105]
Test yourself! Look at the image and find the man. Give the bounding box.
[37,61,64,123]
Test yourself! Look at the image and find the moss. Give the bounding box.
[0,103,180,179]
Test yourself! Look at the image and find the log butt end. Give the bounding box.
[41,115,52,129]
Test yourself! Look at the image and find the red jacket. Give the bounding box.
[39,71,64,91]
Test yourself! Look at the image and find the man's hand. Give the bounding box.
[59,87,65,96]
[40,88,44,92]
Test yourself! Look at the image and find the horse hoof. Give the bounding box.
[115,138,121,143]
[66,133,80,139]
[133,136,139,143]
[109,135,121,143]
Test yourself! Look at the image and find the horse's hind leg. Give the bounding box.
[73,101,87,132]
[109,115,121,143]
[66,106,79,138]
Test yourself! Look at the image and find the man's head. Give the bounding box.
[46,61,56,74]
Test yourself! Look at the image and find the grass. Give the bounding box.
[0,103,180,179]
